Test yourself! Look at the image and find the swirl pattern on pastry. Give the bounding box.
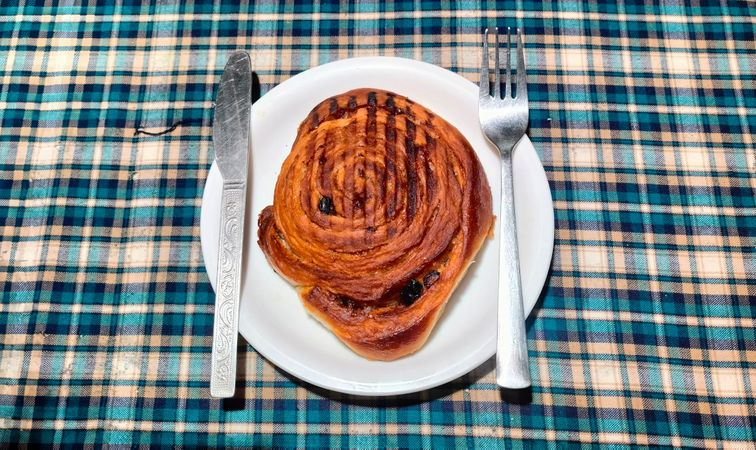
[258,88,493,360]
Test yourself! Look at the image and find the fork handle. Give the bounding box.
[495,150,532,389]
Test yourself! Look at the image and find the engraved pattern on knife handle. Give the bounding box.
[210,181,245,397]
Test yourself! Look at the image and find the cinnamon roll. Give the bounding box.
[258,88,493,360]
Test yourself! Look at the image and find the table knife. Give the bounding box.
[210,51,252,398]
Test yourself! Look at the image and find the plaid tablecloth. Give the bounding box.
[1,1,754,447]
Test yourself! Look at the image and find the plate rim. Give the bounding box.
[200,56,554,396]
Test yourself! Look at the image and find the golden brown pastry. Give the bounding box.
[258,88,493,360]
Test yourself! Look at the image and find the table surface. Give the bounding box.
[0,1,754,448]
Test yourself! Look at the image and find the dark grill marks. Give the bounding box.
[366,91,377,147]
[385,96,397,222]
[340,99,356,217]
[319,92,427,228]
[386,94,396,113]
[320,130,333,193]
[405,119,417,221]
[365,95,380,230]
[362,91,377,224]
[326,96,350,119]
[425,135,436,195]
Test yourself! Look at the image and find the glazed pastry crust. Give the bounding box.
[258,88,493,360]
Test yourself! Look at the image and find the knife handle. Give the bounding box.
[210,181,246,398]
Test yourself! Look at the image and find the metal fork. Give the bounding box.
[479,27,531,389]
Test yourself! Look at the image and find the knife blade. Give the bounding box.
[210,51,252,398]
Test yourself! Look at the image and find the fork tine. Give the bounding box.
[479,28,489,98]
[492,28,500,98]
[505,27,512,99]
[516,28,527,101]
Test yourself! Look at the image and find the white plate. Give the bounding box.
[200,57,554,396]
